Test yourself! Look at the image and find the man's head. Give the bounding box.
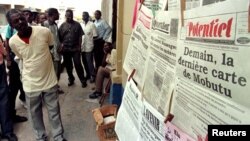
[7,9,28,33]
[22,8,33,24]
[47,8,59,22]
[38,13,47,25]
[82,12,89,22]
[94,10,101,20]
[103,42,112,54]
[65,9,73,23]
[6,9,20,27]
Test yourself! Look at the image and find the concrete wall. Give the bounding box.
[115,0,135,86]
[101,0,113,27]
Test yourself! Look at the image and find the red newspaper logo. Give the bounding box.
[187,18,233,38]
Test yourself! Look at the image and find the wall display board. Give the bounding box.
[120,0,250,141]
[142,10,179,116]
[171,0,250,139]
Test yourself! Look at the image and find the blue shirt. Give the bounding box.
[94,19,112,41]
[5,24,17,39]
[5,24,17,59]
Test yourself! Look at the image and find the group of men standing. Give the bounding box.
[0,7,111,141]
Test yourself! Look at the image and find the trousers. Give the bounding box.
[95,66,110,92]
[63,51,86,83]
[25,85,64,141]
[81,52,95,78]
[0,63,14,136]
[8,60,26,119]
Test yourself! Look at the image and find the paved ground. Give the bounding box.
[10,71,102,141]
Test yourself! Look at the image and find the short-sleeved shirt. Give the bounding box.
[58,21,84,49]
[80,21,97,52]
[9,26,57,93]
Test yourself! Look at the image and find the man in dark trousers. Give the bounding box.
[5,10,28,123]
[59,9,87,87]
[0,34,18,141]
[93,10,112,73]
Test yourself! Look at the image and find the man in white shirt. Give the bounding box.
[80,11,97,83]
[8,9,66,141]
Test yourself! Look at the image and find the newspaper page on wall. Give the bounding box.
[115,79,143,141]
[123,5,152,88]
[142,10,179,116]
[168,0,180,11]
[139,100,165,141]
[164,122,195,141]
[185,0,201,10]
[143,0,168,11]
[171,0,250,139]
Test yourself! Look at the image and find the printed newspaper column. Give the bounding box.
[142,10,179,116]
[123,5,152,88]
[115,79,143,141]
[171,0,250,139]
[139,100,165,141]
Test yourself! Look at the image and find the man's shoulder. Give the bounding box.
[32,26,46,30]
[88,21,95,25]
[9,34,19,48]
[98,19,106,23]
[32,26,50,36]
[85,21,94,27]
[73,20,81,26]
[59,22,67,29]
[60,22,67,26]
[80,22,85,26]
[43,20,50,27]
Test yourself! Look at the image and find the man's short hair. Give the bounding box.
[47,8,58,17]
[6,9,21,25]
[66,9,73,15]
[82,11,89,17]
[22,8,32,14]
[95,10,102,16]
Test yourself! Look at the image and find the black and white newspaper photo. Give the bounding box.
[143,10,179,116]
